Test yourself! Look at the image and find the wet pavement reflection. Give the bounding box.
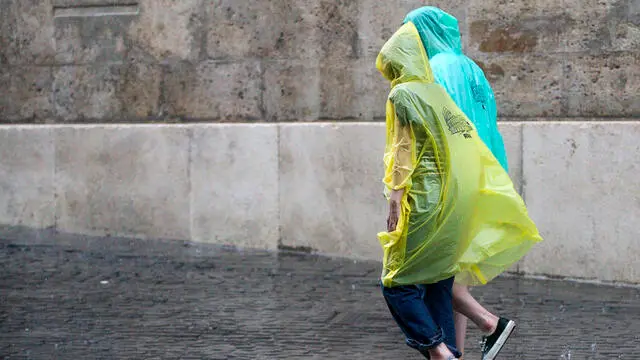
[1,231,639,359]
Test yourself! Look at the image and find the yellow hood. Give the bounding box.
[376,22,435,88]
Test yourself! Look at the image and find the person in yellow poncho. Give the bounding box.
[376,21,542,360]
[404,7,525,359]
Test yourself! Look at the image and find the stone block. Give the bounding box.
[315,0,361,61]
[565,53,640,117]
[52,0,140,6]
[162,60,262,121]
[51,65,118,121]
[53,11,137,64]
[0,66,54,123]
[498,122,524,194]
[318,59,359,120]
[317,57,387,121]
[52,0,207,64]
[190,124,279,250]
[128,0,204,61]
[468,0,639,55]
[0,127,55,228]
[353,57,389,121]
[608,0,640,52]
[562,0,640,53]
[279,123,386,259]
[206,0,362,62]
[263,61,321,122]
[52,62,161,122]
[521,122,640,283]
[54,125,191,240]
[262,57,387,122]
[206,0,320,60]
[118,59,163,119]
[0,0,56,65]
[468,0,569,55]
[474,53,565,117]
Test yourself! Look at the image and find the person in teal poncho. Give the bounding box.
[404,7,515,360]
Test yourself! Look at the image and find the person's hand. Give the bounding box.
[387,199,400,232]
[387,188,404,232]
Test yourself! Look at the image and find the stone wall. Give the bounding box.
[3,0,637,123]
[1,1,639,283]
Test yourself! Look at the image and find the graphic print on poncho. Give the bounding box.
[470,80,488,109]
[443,106,473,138]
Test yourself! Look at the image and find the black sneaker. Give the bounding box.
[481,317,516,360]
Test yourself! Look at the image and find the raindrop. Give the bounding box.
[561,346,572,359]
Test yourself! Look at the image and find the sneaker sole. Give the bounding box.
[484,320,516,360]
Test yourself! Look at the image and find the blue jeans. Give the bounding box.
[381,277,462,358]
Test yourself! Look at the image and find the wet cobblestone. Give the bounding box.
[1,231,639,359]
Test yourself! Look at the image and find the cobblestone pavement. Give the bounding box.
[1,229,639,359]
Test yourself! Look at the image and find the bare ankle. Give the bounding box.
[482,312,499,334]
[428,343,456,360]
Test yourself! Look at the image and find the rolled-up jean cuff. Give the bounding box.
[405,327,445,352]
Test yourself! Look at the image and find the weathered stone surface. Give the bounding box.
[52,0,204,64]
[52,62,161,121]
[128,0,204,61]
[564,0,640,53]
[206,0,320,60]
[0,0,55,65]
[54,125,191,240]
[565,53,640,117]
[468,0,567,55]
[315,0,361,61]
[2,0,637,123]
[190,124,278,250]
[206,0,361,62]
[53,12,137,64]
[119,59,163,118]
[498,122,524,194]
[474,53,565,117]
[521,122,640,283]
[0,66,54,123]
[262,57,387,122]
[468,0,640,55]
[318,58,388,121]
[50,67,101,121]
[163,60,262,121]
[263,61,321,121]
[0,127,55,228]
[352,57,389,121]
[51,65,119,121]
[279,123,386,258]
[52,0,140,6]
[608,0,640,51]
[318,59,360,120]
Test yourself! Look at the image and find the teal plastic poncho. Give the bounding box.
[404,7,508,171]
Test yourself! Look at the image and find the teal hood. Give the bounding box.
[404,6,509,172]
[403,7,462,57]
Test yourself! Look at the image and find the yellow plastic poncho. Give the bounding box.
[376,22,542,288]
